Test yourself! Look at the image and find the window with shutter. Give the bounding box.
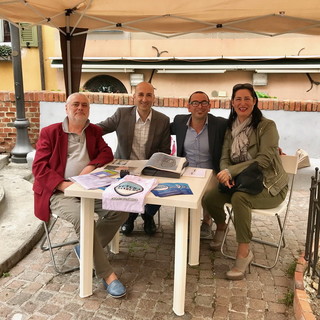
[19,23,38,47]
[0,20,11,43]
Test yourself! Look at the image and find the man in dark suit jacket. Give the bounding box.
[97,82,171,235]
[33,93,129,298]
[171,91,227,239]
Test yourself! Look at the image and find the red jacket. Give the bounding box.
[32,122,113,221]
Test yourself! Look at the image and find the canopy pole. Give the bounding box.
[60,10,87,96]
[9,23,34,163]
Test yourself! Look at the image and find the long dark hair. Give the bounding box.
[227,83,262,129]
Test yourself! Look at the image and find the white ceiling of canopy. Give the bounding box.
[0,0,320,38]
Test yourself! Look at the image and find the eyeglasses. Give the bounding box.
[189,100,210,107]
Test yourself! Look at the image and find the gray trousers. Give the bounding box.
[202,186,288,243]
[50,192,129,279]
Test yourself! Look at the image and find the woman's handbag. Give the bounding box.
[219,161,264,195]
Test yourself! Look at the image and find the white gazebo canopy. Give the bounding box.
[1,0,320,38]
[1,0,320,94]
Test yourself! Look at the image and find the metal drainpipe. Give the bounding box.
[9,23,34,163]
[37,25,45,90]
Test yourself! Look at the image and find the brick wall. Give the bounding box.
[0,91,319,153]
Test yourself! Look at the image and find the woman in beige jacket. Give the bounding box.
[203,83,288,280]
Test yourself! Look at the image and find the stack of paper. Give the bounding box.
[70,173,116,190]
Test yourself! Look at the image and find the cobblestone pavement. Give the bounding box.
[0,188,309,320]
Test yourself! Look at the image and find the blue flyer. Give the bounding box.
[151,183,193,197]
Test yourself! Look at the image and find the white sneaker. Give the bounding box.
[200,222,212,239]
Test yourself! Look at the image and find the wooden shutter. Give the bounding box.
[19,23,38,47]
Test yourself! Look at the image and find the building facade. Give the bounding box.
[1,22,320,100]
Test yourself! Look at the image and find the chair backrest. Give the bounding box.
[280,155,299,176]
[280,155,299,212]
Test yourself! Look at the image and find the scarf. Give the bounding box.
[230,116,253,163]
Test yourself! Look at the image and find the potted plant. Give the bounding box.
[0,44,12,60]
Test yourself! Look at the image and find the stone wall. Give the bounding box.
[0,91,319,154]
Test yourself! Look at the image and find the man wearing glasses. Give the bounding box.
[32,93,129,298]
[171,91,227,239]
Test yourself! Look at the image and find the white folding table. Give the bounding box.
[65,165,212,316]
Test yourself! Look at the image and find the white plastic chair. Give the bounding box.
[220,155,299,269]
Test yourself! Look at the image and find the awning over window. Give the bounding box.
[50,56,320,74]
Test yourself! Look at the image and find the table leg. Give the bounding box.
[188,207,201,266]
[79,197,94,298]
[173,207,188,316]
[109,229,120,254]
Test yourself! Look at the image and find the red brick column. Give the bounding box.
[294,255,316,320]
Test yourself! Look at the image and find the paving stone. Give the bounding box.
[113,308,135,319]
[27,315,48,320]
[231,287,248,297]
[39,303,62,316]
[6,279,26,290]
[247,288,263,299]
[213,304,229,318]
[35,291,54,302]
[247,310,265,319]
[18,271,39,282]
[7,292,33,306]
[228,311,248,319]
[197,284,215,296]
[59,283,79,294]
[264,312,289,320]
[51,312,73,320]
[77,310,96,319]
[215,295,230,306]
[229,295,248,313]
[23,282,43,294]
[268,301,288,313]
[0,303,14,318]
[82,299,103,311]
[248,298,267,311]
[264,291,278,302]
[22,300,38,314]
[192,305,214,318]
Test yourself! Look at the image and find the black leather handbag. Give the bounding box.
[219,161,264,195]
